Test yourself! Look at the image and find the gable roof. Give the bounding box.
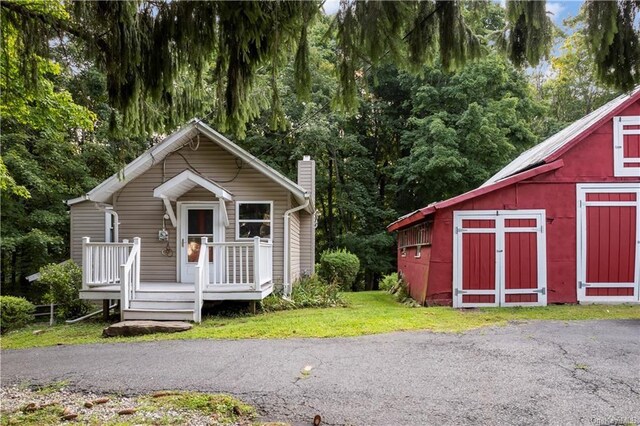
[388,85,640,233]
[483,86,640,186]
[387,160,564,232]
[67,119,312,211]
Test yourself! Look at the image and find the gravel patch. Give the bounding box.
[0,385,276,425]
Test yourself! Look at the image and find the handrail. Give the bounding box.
[119,237,140,320]
[193,236,208,323]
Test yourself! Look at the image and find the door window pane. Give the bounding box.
[188,209,213,234]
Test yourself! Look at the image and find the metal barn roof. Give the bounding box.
[483,87,640,186]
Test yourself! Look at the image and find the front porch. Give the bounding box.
[79,236,274,322]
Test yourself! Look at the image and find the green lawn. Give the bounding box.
[2,292,639,350]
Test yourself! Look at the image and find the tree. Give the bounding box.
[394,54,547,212]
[0,13,130,295]
[542,24,620,127]
[3,0,636,137]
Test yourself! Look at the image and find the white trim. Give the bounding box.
[613,116,640,177]
[176,202,225,283]
[153,169,234,202]
[235,201,274,241]
[453,210,547,308]
[576,183,640,303]
[162,197,178,228]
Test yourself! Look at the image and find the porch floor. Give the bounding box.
[80,281,274,301]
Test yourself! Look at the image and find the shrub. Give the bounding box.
[0,296,35,333]
[261,275,346,312]
[388,275,421,307]
[317,249,360,291]
[379,272,400,292]
[37,261,91,320]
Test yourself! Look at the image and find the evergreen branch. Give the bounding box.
[0,1,109,52]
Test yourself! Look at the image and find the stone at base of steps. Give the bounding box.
[103,320,193,337]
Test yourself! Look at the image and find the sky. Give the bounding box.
[323,1,585,27]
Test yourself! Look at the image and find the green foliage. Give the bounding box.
[541,22,619,127]
[3,0,636,136]
[585,0,640,91]
[261,274,345,312]
[36,261,90,320]
[379,272,400,292]
[0,295,35,333]
[394,53,546,211]
[318,249,360,291]
[387,276,420,306]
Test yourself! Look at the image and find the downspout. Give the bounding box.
[283,195,310,299]
[95,204,120,242]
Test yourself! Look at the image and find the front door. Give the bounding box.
[453,210,547,307]
[179,204,220,283]
[577,184,640,302]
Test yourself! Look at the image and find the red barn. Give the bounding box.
[388,88,640,307]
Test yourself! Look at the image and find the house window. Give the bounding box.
[236,202,272,240]
[613,116,640,177]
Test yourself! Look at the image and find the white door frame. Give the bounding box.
[576,183,640,303]
[453,210,547,308]
[176,202,225,283]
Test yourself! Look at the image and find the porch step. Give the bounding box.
[129,299,195,310]
[122,308,195,321]
[134,290,194,301]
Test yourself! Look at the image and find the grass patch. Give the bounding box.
[1,403,65,426]
[2,292,639,350]
[34,380,69,396]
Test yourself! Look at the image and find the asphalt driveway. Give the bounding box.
[2,320,639,425]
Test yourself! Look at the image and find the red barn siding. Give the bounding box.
[397,246,431,303]
[401,99,640,306]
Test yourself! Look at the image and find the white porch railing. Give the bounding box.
[82,237,134,288]
[206,236,273,291]
[120,237,141,320]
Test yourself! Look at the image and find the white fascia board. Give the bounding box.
[66,124,197,206]
[153,169,234,201]
[195,122,312,211]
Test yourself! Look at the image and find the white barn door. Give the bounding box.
[453,210,547,308]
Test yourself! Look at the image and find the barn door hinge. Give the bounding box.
[533,287,546,295]
[614,145,623,149]
[578,281,590,289]
[455,226,464,234]
[455,288,468,295]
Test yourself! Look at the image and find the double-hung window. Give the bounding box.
[236,202,272,240]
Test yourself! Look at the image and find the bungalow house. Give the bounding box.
[387,88,640,308]
[67,119,316,322]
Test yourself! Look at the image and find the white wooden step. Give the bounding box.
[129,299,195,310]
[133,291,194,301]
[122,308,195,321]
